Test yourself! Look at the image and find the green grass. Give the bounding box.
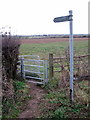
[20,42,69,58]
[2,81,31,119]
[20,40,88,58]
[41,79,89,118]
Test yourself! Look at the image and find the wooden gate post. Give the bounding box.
[49,53,53,80]
[21,58,25,78]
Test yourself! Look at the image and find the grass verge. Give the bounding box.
[40,78,89,118]
[2,80,31,119]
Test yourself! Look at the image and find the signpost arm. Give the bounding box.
[69,10,74,103]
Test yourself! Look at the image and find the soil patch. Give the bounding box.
[18,82,46,118]
[21,37,88,44]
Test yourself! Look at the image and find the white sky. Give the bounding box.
[0,0,89,35]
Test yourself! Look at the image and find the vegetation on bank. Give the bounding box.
[2,33,31,118]
[40,77,89,118]
[2,80,30,118]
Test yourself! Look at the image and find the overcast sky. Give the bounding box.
[1,0,89,35]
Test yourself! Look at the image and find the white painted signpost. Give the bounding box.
[53,10,74,103]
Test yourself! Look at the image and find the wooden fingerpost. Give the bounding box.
[49,53,53,80]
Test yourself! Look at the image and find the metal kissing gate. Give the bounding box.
[18,55,48,84]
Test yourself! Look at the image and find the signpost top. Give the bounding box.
[53,10,73,23]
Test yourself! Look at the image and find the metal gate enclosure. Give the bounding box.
[18,55,48,84]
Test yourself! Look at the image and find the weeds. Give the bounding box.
[43,77,59,92]
[2,80,30,118]
[41,86,89,118]
[41,75,89,118]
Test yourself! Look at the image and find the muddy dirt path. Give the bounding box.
[18,82,46,118]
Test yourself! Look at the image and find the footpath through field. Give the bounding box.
[18,82,46,118]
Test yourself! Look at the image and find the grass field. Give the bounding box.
[20,39,88,59]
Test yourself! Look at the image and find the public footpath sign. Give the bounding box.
[53,15,72,23]
[53,10,74,104]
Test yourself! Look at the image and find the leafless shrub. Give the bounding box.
[58,65,69,88]
[2,33,20,80]
[2,30,21,115]
[74,81,89,106]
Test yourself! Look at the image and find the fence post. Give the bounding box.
[21,58,25,78]
[44,60,48,83]
[49,53,53,80]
